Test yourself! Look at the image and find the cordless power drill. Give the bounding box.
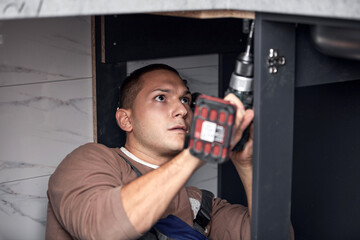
[226,20,254,151]
[188,20,254,163]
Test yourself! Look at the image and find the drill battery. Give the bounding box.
[188,95,236,164]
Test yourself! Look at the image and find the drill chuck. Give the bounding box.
[228,52,254,109]
[232,53,254,78]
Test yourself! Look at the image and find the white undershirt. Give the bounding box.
[120,147,159,169]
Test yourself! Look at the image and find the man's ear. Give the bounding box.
[115,108,133,132]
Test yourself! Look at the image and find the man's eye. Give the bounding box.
[155,95,165,102]
[181,97,190,105]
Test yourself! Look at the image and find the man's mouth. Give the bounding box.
[169,125,188,133]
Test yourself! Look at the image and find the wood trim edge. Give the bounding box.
[101,16,106,63]
[91,16,98,143]
[152,10,255,19]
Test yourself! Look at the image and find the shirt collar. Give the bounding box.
[120,147,159,169]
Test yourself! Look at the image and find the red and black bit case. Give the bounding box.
[188,95,236,164]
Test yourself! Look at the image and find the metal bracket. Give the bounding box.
[267,49,286,74]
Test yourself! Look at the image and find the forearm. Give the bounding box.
[121,149,202,234]
[224,93,254,215]
[234,164,253,216]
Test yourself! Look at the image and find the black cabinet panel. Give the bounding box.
[251,14,296,240]
[95,17,127,148]
[292,80,360,240]
[103,14,245,62]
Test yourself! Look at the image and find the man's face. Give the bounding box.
[129,69,193,157]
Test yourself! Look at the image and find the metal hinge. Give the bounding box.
[267,49,286,74]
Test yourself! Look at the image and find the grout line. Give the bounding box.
[0,77,92,88]
[0,174,52,184]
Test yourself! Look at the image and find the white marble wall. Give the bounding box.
[0,17,93,240]
[127,54,219,196]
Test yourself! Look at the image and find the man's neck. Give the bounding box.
[124,143,179,166]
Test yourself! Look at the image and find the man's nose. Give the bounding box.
[172,101,188,118]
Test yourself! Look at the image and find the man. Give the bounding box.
[46,64,255,239]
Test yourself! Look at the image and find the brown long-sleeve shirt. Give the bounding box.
[46,143,250,240]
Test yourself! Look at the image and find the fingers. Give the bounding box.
[224,93,254,145]
[240,109,254,133]
[224,93,245,130]
[224,93,245,112]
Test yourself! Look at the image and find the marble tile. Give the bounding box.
[0,16,93,240]
[180,65,218,97]
[0,78,93,183]
[0,17,91,87]
[0,176,49,240]
[127,55,219,196]
[186,162,218,193]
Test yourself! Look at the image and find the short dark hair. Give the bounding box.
[118,64,187,109]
